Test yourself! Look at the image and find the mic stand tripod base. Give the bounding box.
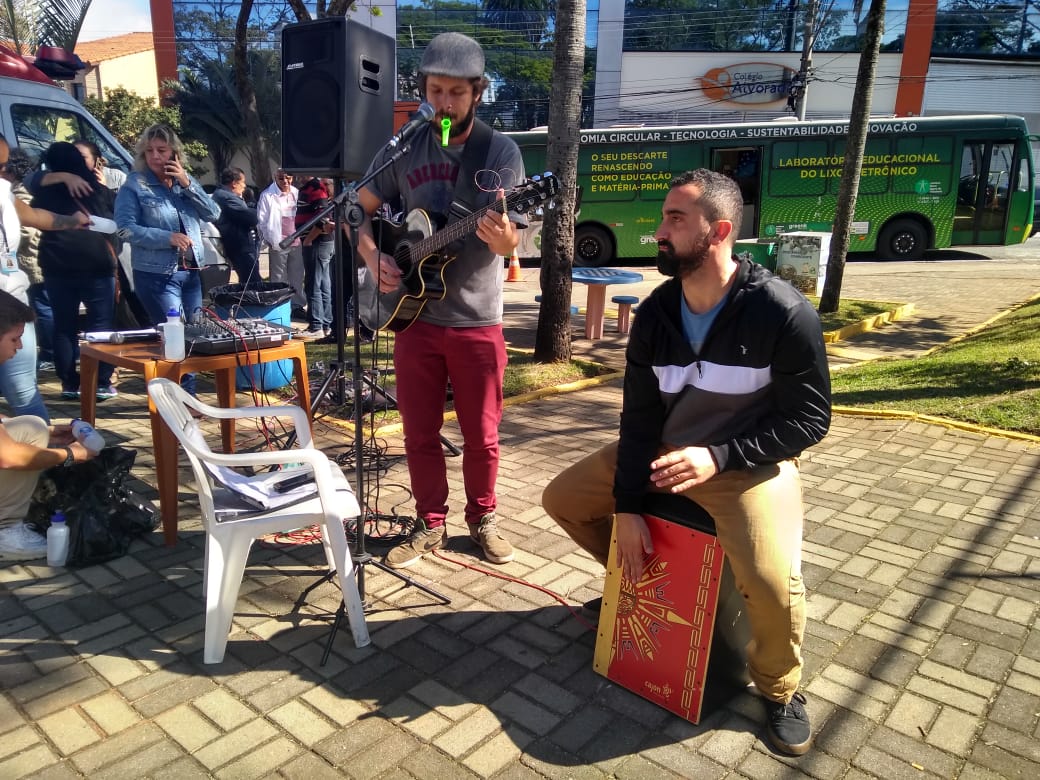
[320,547,451,666]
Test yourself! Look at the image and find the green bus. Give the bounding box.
[507,114,1035,263]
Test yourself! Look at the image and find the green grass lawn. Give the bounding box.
[300,297,1040,436]
[299,296,915,429]
[831,299,1040,435]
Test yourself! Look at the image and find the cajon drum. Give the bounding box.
[593,494,751,723]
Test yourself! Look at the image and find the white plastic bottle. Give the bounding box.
[47,512,69,567]
[70,419,105,454]
[163,308,185,361]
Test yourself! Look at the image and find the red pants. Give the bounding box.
[394,321,507,527]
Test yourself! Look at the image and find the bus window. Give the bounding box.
[579,145,637,203]
[712,147,760,239]
[711,147,759,204]
[893,135,952,196]
[770,140,827,197]
[987,143,1013,209]
[850,138,891,196]
[954,140,1014,242]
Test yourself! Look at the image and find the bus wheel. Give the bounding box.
[878,218,927,260]
[574,225,613,267]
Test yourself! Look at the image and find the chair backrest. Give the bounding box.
[147,378,225,522]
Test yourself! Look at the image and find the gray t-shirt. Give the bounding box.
[364,122,526,327]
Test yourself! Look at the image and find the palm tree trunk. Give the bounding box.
[534,0,586,362]
[235,0,272,190]
[819,0,886,313]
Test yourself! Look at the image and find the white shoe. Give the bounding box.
[0,523,48,562]
[295,328,325,341]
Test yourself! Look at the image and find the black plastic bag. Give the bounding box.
[26,447,160,567]
[209,282,292,307]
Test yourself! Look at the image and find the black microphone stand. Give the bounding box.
[281,145,451,665]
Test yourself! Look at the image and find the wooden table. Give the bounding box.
[571,268,644,339]
[79,340,312,546]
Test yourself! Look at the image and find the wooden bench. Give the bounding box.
[611,294,639,334]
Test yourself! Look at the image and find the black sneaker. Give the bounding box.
[764,691,812,756]
[384,519,446,569]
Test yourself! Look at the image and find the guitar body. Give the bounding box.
[357,173,559,333]
[358,209,455,332]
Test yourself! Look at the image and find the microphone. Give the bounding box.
[386,102,435,149]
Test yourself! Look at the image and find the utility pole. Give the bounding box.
[796,0,819,120]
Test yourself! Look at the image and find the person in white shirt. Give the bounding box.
[256,169,306,311]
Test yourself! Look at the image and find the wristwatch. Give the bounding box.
[61,446,75,467]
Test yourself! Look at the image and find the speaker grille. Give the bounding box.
[286,73,342,166]
[281,19,395,179]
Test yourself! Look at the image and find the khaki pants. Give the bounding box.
[542,441,806,703]
[0,416,50,527]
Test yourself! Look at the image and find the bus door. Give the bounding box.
[952,140,1018,246]
[711,147,761,239]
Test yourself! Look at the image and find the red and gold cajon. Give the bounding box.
[593,494,751,723]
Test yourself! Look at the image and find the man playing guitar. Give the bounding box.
[356,32,526,569]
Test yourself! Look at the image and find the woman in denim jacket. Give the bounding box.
[115,124,219,394]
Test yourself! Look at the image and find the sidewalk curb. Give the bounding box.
[833,406,1040,444]
[823,303,916,343]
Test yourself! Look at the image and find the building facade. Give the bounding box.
[70,32,159,103]
[155,1,1040,134]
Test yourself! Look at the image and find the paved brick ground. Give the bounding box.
[2,247,1039,778]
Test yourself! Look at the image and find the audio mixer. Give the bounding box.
[184,318,292,355]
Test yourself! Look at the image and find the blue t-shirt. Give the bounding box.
[680,295,726,354]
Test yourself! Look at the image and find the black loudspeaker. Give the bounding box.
[281,18,395,180]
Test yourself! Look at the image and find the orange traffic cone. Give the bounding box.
[506,250,523,282]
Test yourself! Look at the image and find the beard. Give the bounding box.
[440,102,477,139]
[656,232,712,278]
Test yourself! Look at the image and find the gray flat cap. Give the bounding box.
[420,32,485,79]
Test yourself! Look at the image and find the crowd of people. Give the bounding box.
[0,123,361,560]
[0,31,835,758]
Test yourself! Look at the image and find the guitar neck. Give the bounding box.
[409,196,514,262]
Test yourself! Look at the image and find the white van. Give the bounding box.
[0,47,133,173]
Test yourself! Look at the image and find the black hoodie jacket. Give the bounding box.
[613,258,831,514]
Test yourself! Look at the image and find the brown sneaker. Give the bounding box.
[384,519,446,569]
[469,513,514,564]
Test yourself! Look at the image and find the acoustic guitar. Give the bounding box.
[358,173,558,332]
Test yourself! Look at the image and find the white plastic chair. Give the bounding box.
[147,377,370,663]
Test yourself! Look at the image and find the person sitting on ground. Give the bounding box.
[542,169,831,757]
[0,290,95,562]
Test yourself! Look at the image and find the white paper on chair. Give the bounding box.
[209,465,320,510]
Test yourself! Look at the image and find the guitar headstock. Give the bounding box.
[509,173,559,215]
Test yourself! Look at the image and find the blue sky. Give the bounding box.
[81,0,154,42]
